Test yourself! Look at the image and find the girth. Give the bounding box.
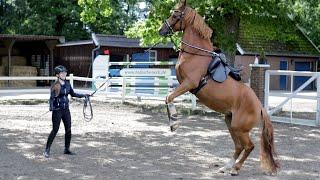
[190,76,209,95]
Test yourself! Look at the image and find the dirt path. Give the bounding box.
[0,99,319,179]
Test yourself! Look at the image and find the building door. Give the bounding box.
[294,62,312,90]
[279,60,288,90]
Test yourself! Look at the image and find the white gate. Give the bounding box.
[264,70,320,126]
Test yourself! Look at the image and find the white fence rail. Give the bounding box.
[265,70,320,126]
[0,74,197,108]
[108,61,176,66]
[0,76,57,80]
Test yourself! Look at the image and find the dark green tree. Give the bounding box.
[289,0,320,49]
[0,0,89,40]
[126,0,300,65]
[78,0,146,35]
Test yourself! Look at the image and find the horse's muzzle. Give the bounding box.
[158,25,169,37]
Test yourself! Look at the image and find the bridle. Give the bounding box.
[164,10,185,34]
[164,9,219,57]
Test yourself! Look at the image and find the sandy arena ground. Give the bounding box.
[0,97,320,180]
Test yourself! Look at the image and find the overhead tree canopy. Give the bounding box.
[0,0,89,40]
[0,0,318,53]
[126,0,293,64]
[0,0,149,40]
[78,0,148,35]
[125,0,319,65]
[290,0,320,50]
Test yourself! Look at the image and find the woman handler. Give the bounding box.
[43,65,88,158]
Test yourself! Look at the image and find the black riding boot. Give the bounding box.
[44,130,56,158]
[64,148,76,155]
[64,130,75,155]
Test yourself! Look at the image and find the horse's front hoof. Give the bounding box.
[230,168,239,176]
[170,120,181,132]
[166,102,181,131]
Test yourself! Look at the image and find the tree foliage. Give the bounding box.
[78,0,147,35]
[0,0,318,51]
[0,0,148,40]
[0,0,89,40]
[290,0,320,49]
[126,0,319,64]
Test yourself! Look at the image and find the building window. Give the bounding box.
[149,50,157,61]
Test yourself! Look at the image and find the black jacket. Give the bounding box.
[49,81,85,111]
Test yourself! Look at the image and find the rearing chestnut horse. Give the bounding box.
[158,0,279,176]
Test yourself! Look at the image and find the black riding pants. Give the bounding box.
[45,109,72,150]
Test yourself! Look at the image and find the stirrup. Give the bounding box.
[166,102,181,132]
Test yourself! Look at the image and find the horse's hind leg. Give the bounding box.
[230,131,254,176]
[218,113,244,173]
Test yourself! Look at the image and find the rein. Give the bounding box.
[82,69,121,122]
[83,95,93,122]
[181,40,218,56]
[82,61,137,121]
[168,35,219,58]
[164,19,219,56]
[180,49,212,57]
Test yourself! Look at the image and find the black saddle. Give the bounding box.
[190,53,242,95]
[207,53,241,83]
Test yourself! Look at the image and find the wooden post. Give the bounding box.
[3,40,16,86]
[45,40,58,76]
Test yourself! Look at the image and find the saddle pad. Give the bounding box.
[190,54,242,95]
[207,55,241,83]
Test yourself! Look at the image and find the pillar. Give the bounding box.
[249,64,270,106]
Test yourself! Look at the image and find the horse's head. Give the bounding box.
[158,0,187,36]
[159,0,212,40]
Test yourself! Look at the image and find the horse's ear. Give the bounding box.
[180,0,186,7]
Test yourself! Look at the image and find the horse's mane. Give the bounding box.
[184,7,213,40]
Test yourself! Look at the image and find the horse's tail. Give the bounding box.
[260,108,280,174]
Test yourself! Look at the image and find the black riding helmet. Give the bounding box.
[54,65,67,75]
